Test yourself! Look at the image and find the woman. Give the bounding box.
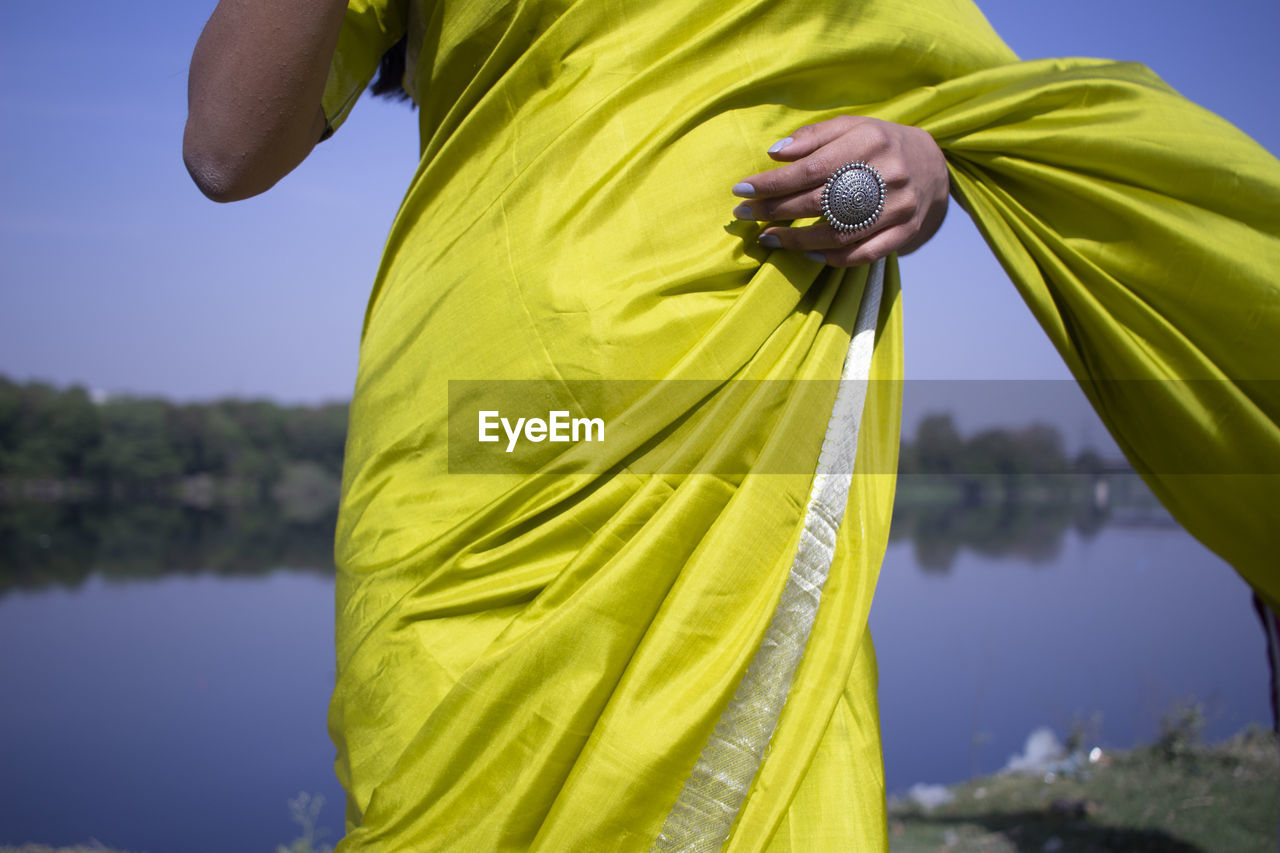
[185,0,1280,849]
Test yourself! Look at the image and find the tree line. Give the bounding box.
[1,376,1124,502]
[899,413,1119,479]
[0,376,347,501]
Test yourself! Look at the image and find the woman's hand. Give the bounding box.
[731,116,950,267]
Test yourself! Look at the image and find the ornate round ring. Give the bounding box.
[820,161,886,233]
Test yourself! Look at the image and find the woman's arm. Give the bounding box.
[184,0,348,202]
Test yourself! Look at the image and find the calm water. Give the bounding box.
[873,521,1268,792]
[0,502,1268,851]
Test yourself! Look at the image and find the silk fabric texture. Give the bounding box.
[320,0,1280,848]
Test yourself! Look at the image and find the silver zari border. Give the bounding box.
[653,259,886,852]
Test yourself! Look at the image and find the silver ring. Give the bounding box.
[820,161,886,233]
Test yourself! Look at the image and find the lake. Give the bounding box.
[0,493,1268,851]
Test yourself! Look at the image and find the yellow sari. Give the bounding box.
[320,0,1280,848]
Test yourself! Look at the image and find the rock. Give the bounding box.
[907,782,955,811]
[1005,727,1065,774]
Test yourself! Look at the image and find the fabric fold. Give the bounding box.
[321,1,1279,850]
[880,58,1280,603]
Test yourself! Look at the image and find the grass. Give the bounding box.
[889,727,1280,852]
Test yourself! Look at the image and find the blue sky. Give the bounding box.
[1,0,1277,414]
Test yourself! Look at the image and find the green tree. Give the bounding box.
[914,413,963,476]
[0,380,102,477]
[86,397,183,482]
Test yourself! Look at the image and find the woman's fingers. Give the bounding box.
[803,225,910,268]
[733,117,906,227]
[732,115,950,268]
[765,118,852,162]
[733,116,892,200]
[760,199,911,250]
[732,187,824,223]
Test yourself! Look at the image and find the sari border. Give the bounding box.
[652,259,886,852]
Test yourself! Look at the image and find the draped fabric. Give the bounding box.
[320,0,1280,849]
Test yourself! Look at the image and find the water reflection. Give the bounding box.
[889,473,1168,573]
[871,521,1266,795]
[0,480,1266,851]
[0,500,337,597]
[1,474,1172,592]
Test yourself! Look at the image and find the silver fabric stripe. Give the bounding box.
[653,259,885,852]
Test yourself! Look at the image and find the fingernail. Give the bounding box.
[768,137,793,154]
[805,250,826,264]
[732,182,755,197]
[758,234,781,249]
[733,204,754,220]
